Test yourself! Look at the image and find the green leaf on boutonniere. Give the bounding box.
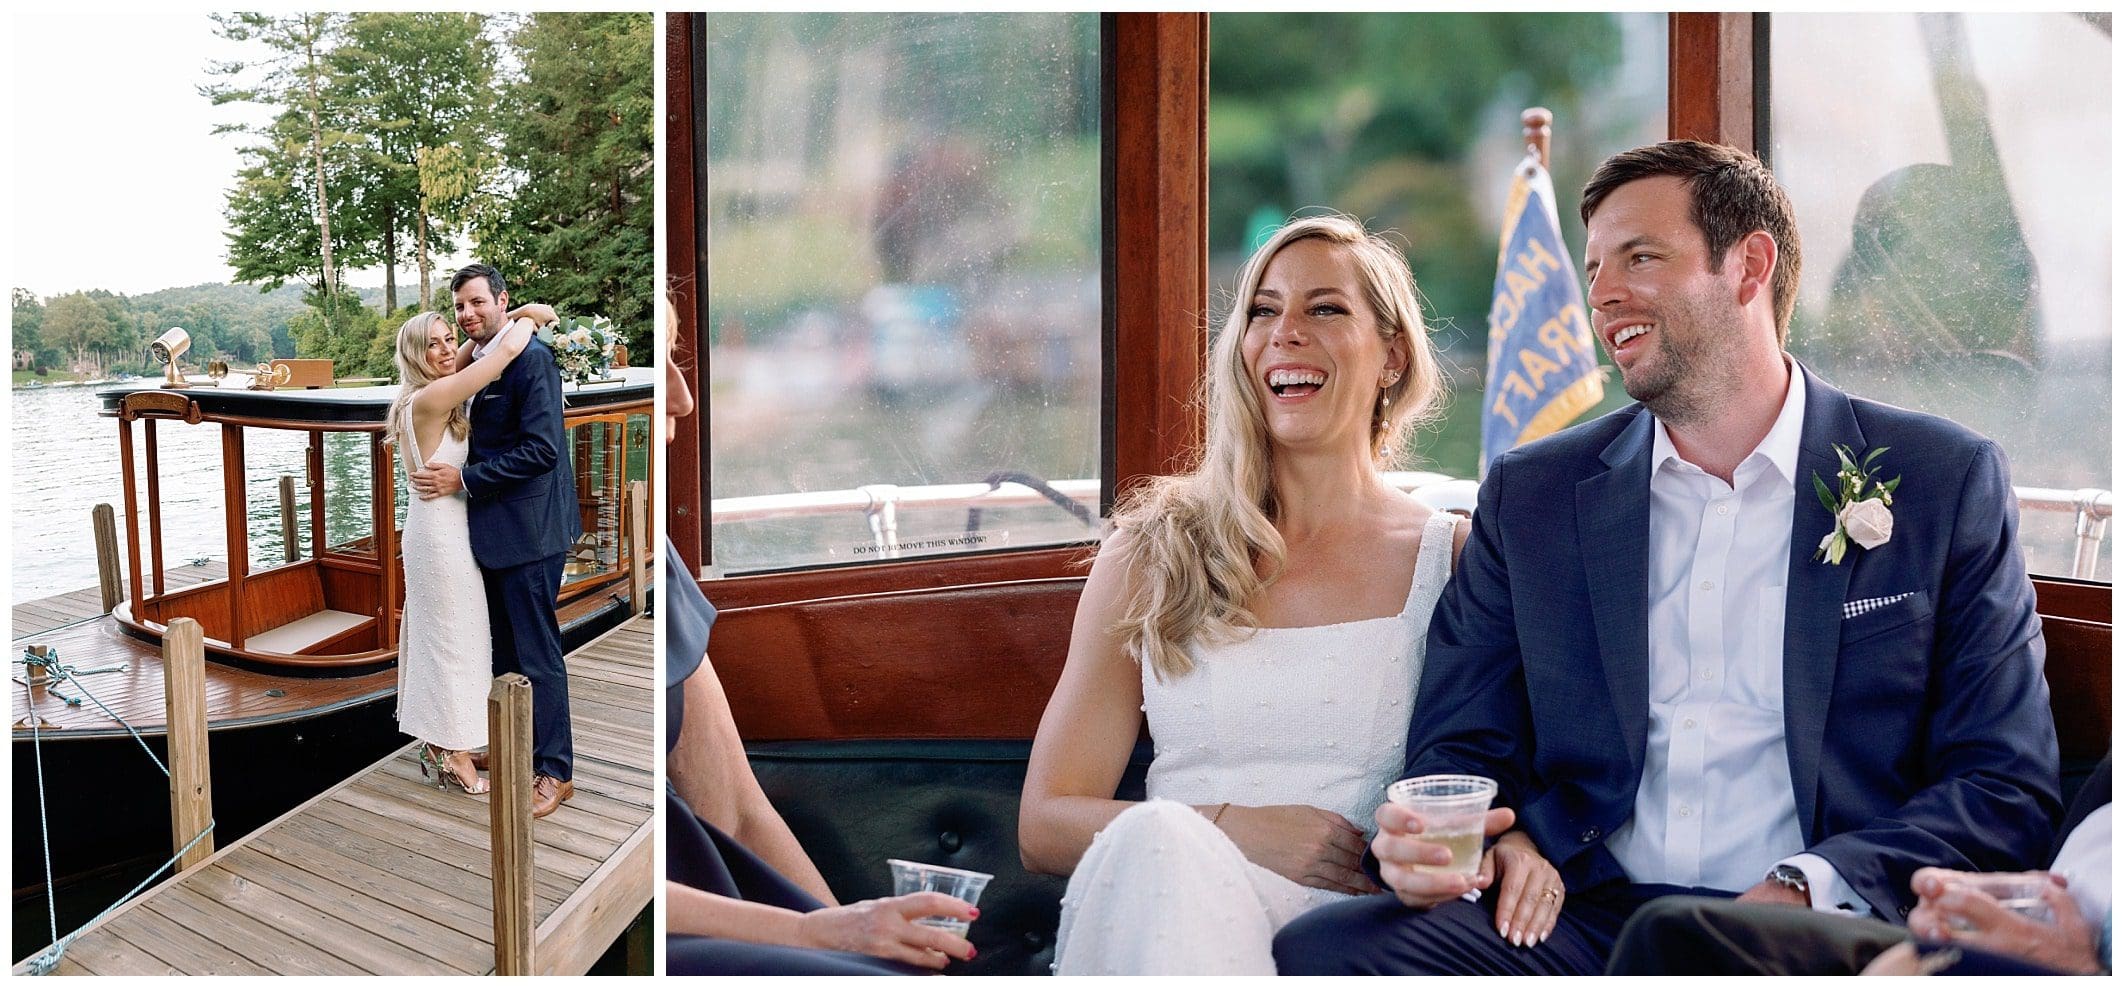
[1814,473,1838,515]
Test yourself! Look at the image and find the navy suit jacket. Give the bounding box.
[1404,364,2059,919]
[462,336,582,570]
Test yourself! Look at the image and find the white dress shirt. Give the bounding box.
[1604,361,1865,913]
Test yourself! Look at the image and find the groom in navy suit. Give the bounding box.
[415,264,583,819]
[1274,142,2059,974]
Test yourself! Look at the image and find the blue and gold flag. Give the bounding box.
[1481,158,1603,475]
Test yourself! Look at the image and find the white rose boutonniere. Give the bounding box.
[1813,444,1901,565]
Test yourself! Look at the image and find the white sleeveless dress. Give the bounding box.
[1052,510,1458,976]
[393,406,492,751]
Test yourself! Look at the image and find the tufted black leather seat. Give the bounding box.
[750,738,1152,976]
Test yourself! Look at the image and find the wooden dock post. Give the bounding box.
[92,504,123,614]
[279,474,299,562]
[163,617,214,870]
[628,480,649,615]
[488,673,535,975]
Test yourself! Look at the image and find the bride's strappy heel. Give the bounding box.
[420,743,491,795]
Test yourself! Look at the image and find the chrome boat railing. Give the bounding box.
[711,478,2111,579]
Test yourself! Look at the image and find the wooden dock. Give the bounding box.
[18,616,655,976]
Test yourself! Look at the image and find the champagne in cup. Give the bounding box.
[887,859,993,937]
[1386,775,1499,876]
[1944,873,2055,930]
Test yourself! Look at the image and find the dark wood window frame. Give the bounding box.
[669,12,2103,618]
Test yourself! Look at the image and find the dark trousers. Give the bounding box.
[1273,882,1733,975]
[483,554,571,780]
[1608,895,2079,976]
[1608,897,1907,974]
[667,789,919,976]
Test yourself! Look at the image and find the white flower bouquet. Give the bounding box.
[545,315,620,386]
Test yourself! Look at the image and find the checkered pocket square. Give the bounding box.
[1843,592,1916,620]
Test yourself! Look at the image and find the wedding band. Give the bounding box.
[1539,888,1559,901]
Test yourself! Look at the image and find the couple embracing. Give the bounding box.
[1020,141,2057,975]
[386,264,582,819]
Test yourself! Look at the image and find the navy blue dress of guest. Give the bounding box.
[662,540,921,975]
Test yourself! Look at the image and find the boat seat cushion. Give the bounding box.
[748,738,1150,977]
[245,608,370,655]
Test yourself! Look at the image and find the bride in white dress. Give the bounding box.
[385,309,537,793]
[1020,215,1561,974]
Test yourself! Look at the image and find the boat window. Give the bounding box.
[561,413,654,587]
[701,13,1103,576]
[322,431,383,561]
[1770,13,2112,581]
[1207,13,1669,473]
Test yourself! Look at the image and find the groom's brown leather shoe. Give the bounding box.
[532,775,574,819]
[468,749,490,772]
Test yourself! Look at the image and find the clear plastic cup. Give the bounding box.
[1946,872,2055,929]
[1385,774,1498,876]
[887,859,993,937]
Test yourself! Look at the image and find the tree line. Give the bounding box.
[205,11,651,378]
[12,284,310,377]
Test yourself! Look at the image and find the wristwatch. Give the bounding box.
[1768,864,1812,900]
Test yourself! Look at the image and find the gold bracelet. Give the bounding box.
[1209,802,1230,826]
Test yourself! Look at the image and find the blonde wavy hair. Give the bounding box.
[1114,214,1444,681]
[386,311,470,471]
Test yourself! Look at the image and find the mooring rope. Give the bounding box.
[20,646,214,975]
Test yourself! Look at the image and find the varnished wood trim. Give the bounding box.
[702,544,1095,613]
[222,425,248,650]
[147,420,166,595]
[1109,12,1208,504]
[666,13,706,576]
[1669,13,1757,150]
[2034,577,2109,624]
[308,431,325,562]
[713,577,1090,741]
[120,416,144,613]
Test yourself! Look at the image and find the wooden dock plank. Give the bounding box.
[249,824,497,944]
[24,615,653,977]
[313,786,584,905]
[184,862,469,976]
[355,769,629,863]
[99,906,272,976]
[269,811,562,918]
[144,886,363,975]
[369,758,642,845]
[42,927,173,977]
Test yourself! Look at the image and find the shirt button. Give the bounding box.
[1682,718,1697,729]
[1700,668,1715,681]
[1699,580,1715,592]
[1679,805,1693,818]
[1715,502,1731,516]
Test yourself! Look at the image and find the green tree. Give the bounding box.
[288,287,384,374]
[483,13,654,353]
[331,12,496,313]
[12,289,51,369]
[204,12,362,314]
[1207,13,1626,337]
[44,292,120,374]
[219,109,380,300]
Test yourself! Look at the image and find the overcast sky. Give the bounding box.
[11,11,470,301]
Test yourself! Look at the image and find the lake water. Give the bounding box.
[11,386,400,604]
